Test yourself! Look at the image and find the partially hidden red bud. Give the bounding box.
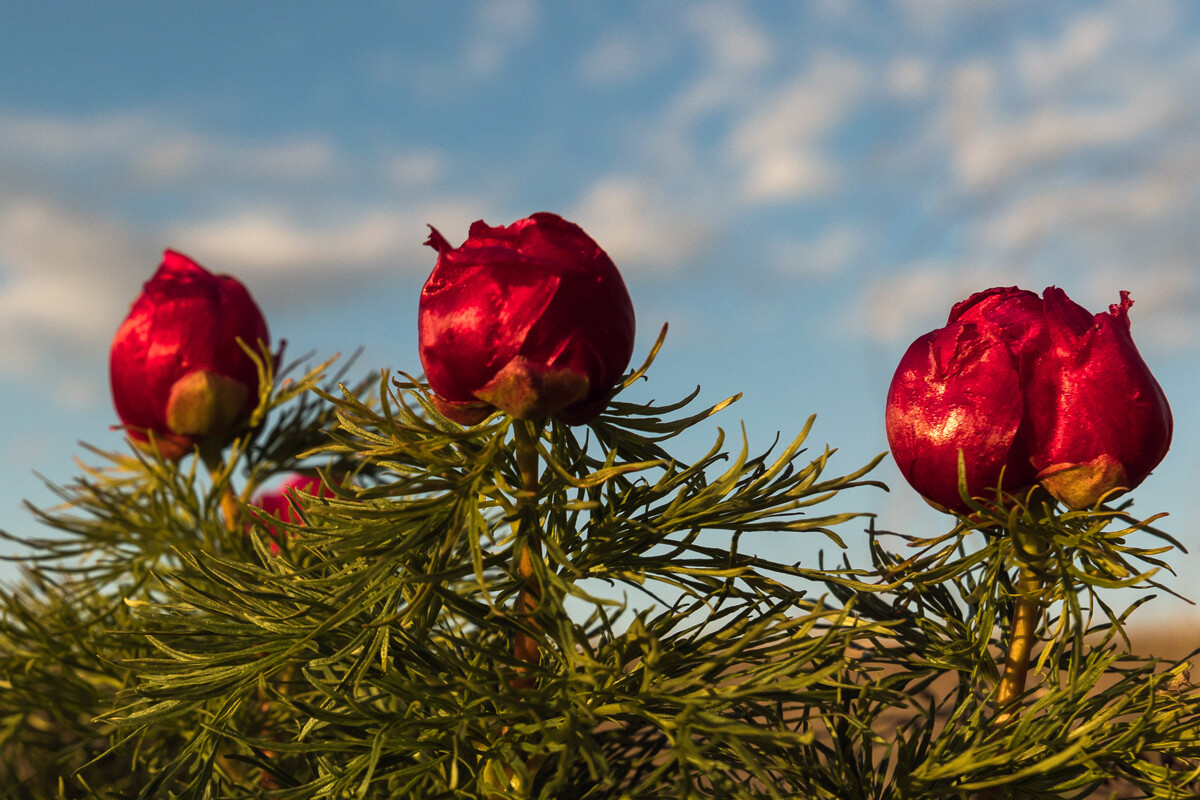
[417,212,636,425]
[252,474,337,552]
[885,286,1172,513]
[110,250,270,460]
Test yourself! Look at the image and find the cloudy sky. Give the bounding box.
[1,1,1198,619]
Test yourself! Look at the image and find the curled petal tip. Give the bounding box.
[424,225,452,254]
[1109,290,1133,319]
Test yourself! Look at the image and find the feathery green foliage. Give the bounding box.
[0,339,1196,799]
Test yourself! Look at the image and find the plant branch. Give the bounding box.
[511,421,543,692]
[995,558,1042,725]
[200,439,240,533]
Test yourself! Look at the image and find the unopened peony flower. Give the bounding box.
[253,474,336,544]
[885,286,1172,512]
[110,250,270,460]
[418,212,635,425]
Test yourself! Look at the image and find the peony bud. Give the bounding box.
[110,250,270,460]
[885,286,1171,512]
[1026,288,1173,508]
[253,474,335,546]
[418,212,636,425]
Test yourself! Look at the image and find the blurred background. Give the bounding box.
[0,1,1197,622]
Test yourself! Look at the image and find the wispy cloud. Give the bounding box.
[0,112,487,390]
[571,176,710,274]
[0,194,151,380]
[948,60,1174,189]
[977,172,1183,254]
[166,209,410,274]
[384,150,447,189]
[650,3,775,152]
[568,4,876,278]
[5,1,1200,393]
[770,224,865,277]
[577,28,673,85]
[0,111,346,186]
[462,0,539,77]
[1014,11,1114,93]
[855,2,1200,351]
[165,199,483,279]
[137,135,341,183]
[727,53,868,202]
[858,259,1025,346]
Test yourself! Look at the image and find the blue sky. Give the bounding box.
[1,1,1198,620]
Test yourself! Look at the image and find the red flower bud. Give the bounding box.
[110,250,270,460]
[1027,288,1174,508]
[418,213,636,425]
[885,286,1171,512]
[251,474,336,554]
[254,474,335,533]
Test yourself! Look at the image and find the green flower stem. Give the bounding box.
[976,528,1046,799]
[199,440,240,533]
[511,421,543,692]
[488,422,545,798]
[995,545,1043,725]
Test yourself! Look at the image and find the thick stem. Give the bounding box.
[218,485,240,533]
[511,423,542,691]
[973,558,1042,800]
[199,440,241,533]
[995,562,1042,724]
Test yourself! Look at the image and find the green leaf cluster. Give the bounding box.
[0,344,1197,799]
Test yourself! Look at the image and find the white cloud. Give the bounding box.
[886,55,931,99]
[944,9,1182,192]
[865,2,1200,355]
[1016,12,1114,93]
[167,209,409,274]
[979,173,1180,253]
[0,109,490,393]
[384,150,446,188]
[136,136,205,180]
[463,0,538,76]
[578,30,671,85]
[727,54,868,202]
[737,148,836,204]
[571,10,876,273]
[0,108,476,294]
[166,198,487,280]
[140,134,341,182]
[770,225,864,276]
[0,111,150,159]
[0,195,151,375]
[662,4,774,128]
[952,88,1173,190]
[687,3,774,73]
[858,261,1026,345]
[0,111,344,184]
[571,175,709,274]
[364,0,538,91]
[895,0,1006,38]
[0,183,486,389]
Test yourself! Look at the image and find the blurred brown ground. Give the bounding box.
[1125,619,1200,660]
[1052,621,1198,798]
[966,620,1198,798]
